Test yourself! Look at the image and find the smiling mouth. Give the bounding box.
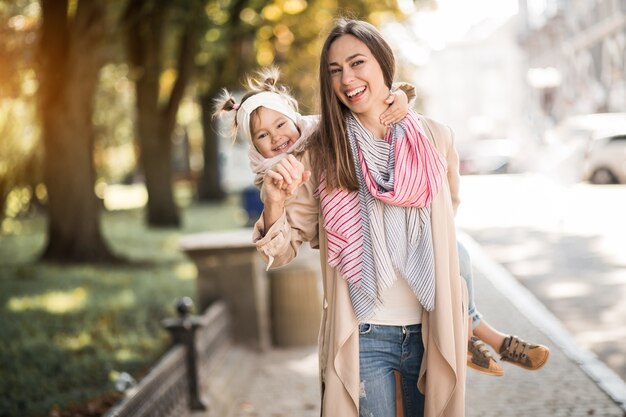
[273,141,291,153]
[346,86,366,100]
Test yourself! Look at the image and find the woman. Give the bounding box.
[254,19,467,417]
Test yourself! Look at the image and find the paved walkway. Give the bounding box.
[223,233,626,417]
[456,174,626,385]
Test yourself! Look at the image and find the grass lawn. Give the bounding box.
[0,196,246,417]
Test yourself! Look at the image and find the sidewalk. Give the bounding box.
[221,233,626,417]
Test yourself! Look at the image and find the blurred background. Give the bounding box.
[0,0,624,416]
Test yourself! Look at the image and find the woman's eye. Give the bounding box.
[329,67,341,75]
[352,60,364,67]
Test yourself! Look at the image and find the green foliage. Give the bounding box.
[0,0,39,99]
[0,1,43,219]
[0,199,243,417]
[0,98,43,221]
[0,0,423,221]
[0,4,136,218]
[196,0,412,112]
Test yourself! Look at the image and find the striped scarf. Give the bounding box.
[317,110,447,320]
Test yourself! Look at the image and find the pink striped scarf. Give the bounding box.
[317,111,446,287]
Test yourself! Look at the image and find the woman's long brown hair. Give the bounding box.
[313,19,396,191]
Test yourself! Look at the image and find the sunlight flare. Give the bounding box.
[8,287,87,313]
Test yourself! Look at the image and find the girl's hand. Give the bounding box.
[263,154,311,204]
[380,89,409,126]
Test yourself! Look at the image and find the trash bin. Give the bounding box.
[241,185,264,226]
[269,249,322,347]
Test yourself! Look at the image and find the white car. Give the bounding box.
[544,113,626,183]
[583,134,626,184]
[457,139,519,175]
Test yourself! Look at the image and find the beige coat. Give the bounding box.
[254,115,467,417]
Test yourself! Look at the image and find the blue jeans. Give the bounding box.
[457,241,482,329]
[358,323,425,417]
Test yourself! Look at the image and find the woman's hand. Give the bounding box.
[262,155,311,230]
[380,89,409,126]
[264,154,311,202]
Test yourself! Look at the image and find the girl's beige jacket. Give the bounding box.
[254,115,468,417]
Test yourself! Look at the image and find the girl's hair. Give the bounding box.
[313,18,396,191]
[212,66,299,142]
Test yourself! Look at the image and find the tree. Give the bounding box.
[123,0,204,227]
[37,0,118,263]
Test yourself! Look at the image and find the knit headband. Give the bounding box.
[235,91,299,144]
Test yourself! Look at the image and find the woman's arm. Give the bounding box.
[260,154,311,229]
[421,116,461,215]
[446,127,461,216]
[254,154,319,268]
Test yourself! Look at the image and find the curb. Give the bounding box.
[458,230,626,412]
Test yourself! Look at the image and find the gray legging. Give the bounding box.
[457,241,483,329]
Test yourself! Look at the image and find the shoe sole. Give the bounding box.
[467,354,504,377]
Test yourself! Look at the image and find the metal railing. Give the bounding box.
[103,300,231,417]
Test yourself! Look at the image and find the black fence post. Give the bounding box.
[162,297,208,411]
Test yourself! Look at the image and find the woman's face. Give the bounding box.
[327,34,389,117]
[250,107,301,158]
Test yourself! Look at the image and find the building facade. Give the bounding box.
[520,0,626,122]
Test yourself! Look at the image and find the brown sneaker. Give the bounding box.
[467,336,504,376]
[499,335,550,370]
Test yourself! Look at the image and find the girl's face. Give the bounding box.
[327,34,389,118]
[250,107,301,158]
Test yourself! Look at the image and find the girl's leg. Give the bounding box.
[473,319,507,352]
[458,241,503,376]
[457,241,550,371]
[457,241,482,330]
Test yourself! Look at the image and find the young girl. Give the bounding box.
[214,68,550,382]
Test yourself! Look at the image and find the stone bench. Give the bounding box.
[179,228,271,352]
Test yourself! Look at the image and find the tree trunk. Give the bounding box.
[197,11,253,202]
[138,116,180,226]
[125,1,179,227]
[38,0,118,263]
[197,92,225,201]
[125,0,201,227]
[134,55,180,227]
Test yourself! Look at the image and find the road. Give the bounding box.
[456,173,626,383]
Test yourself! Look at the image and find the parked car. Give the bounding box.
[582,134,626,184]
[543,113,626,182]
[457,138,519,175]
